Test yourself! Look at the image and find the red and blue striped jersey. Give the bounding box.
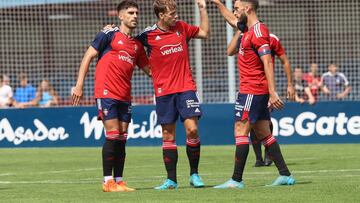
[136,21,199,97]
[91,28,148,102]
[238,22,272,95]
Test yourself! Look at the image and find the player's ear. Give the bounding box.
[118,10,124,21]
[158,12,165,20]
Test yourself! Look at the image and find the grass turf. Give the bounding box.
[0,144,359,203]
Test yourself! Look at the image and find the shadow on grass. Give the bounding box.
[135,185,215,191]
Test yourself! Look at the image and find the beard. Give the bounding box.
[238,13,248,25]
[237,13,248,32]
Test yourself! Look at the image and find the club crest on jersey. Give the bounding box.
[103,109,109,116]
[134,44,138,51]
[103,90,108,95]
[176,31,180,36]
[160,42,183,56]
[157,88,162,93]
[239,47,244,56]
[118,40,124,45]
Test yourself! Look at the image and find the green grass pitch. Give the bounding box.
[1,144,359,202]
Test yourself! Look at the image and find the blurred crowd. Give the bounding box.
[0,73,59,108]
[0,63,352,108]
[294,63,351,105]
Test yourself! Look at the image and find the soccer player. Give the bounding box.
[136,0,209,190]
[228,30,295,167]
[72,0,150,192]
[211,0,295,188]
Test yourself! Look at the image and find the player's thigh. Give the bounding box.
[116,101,132,130]
[252,120,272,140]
[176,91,202,122]
[96,98,121,131]
[155,94,178,124]
[119,121,129,133]
[183,117,199,138]
[161,123,176,141]
[234,120,251,136]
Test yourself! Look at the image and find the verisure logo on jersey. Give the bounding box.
[118,50,134,65]
[160,42,183,56]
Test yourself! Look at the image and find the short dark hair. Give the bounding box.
[19,73,27,80]
[117,0,139,13]
[153,0,176,18]
[238,0,259,11]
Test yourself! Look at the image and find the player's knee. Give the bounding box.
[186,127,198,139]
[162,129,175,141]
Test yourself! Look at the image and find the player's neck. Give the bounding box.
[246,14,259,28]
[156,20,170,32]
[119,24,133,37]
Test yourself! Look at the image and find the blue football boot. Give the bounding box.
[189,173,205,188]
[268,175,296,186]
[213,179,245,189]
[154,179,178,190]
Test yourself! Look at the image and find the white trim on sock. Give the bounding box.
[115,177,123,183]
[103,176,113,183]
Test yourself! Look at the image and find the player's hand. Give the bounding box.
[71,85,83,106]
[102,24,116,32]
[197,0,206,9]
[269,91,284,110]
[286,85,295,101]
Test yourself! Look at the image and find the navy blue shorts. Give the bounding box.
[96,98,132,122]
[155,91,202,124]
[234,93,270,123]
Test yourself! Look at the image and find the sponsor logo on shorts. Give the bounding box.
[235,104,244,111]
[186,99,200,108]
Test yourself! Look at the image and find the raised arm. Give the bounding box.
[227,31,241,56]
[72,46,98,105]
[211,0,238,28]
[195,0,210,39]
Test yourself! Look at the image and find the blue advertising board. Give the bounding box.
[0,102,359,147]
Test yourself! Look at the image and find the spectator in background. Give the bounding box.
[13,73,36,108]
[321,63,351,100]
[294,67,316,104]
[2,74,10,86]
[303,63,321,102]
[0,74,14,108]
[32,79,59,107]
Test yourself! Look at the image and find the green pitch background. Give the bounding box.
[1,144,359,202]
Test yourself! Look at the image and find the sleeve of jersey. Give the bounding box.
[90,31,112,52]
[273,39,285,57]
[252,24,271,57]
[136,43,149,69]
[178,21,200,39]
